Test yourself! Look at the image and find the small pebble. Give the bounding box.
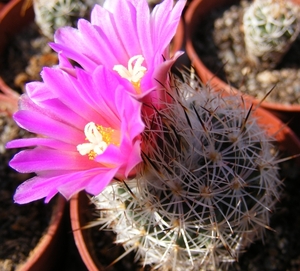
[256,70,279,84]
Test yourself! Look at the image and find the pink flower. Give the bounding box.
[50,0,185,101]
[7,65,144,204]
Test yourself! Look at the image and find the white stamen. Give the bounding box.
[77,122,108,156]
[113,55,147,85]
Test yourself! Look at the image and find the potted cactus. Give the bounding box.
[243,0,300,70]
[59,1,300,271]
[70,77,300,271]
[185,0,300,136]
[5,0,300,270]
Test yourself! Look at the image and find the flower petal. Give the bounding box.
[6,138,75,151]
[13,110,83,143]
[51,0,186,99]
[9,148,97,173]
[9,65,145,203]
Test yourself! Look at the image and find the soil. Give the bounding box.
[0,22,57,93]
[193,0,300,105]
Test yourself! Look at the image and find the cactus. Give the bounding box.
[243,0,300,70]
[91,74,282,271]
[33,0,105,39]
[33,0,168,39]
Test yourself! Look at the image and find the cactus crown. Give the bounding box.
[91,74,282,271]
[243,0,300,69]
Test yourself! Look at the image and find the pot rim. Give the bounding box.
[70,192,103,271]
[0,0,34,57]
[18,196,66,271]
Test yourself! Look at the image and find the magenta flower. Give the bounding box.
[7,65,144,204]
[50,0,185,100]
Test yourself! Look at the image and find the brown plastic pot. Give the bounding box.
[70,103,300,271]
[184,0,300,136]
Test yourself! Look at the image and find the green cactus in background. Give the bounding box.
[33,0,105,39]
[33,0,167,39]
[243,0,300,70]
[91,74,282,271]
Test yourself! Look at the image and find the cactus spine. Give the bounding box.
[91,74,282,271]
[243,0,300,70]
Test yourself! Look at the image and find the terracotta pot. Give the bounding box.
[0,0,34,59]
[70,192,104,271]
[0,2,5,12]
[70,104,300,270]
[17,196,67,271]
[184,0,300,136]
[0,0,10,12]
[171,17,195,79]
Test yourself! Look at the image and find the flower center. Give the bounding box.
[113,55,147,94]
[77,122,120,160]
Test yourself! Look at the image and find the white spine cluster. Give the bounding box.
[243,0,300,70]
[92,75,282,271]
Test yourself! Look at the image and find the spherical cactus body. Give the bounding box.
[243,0,300,70]
[33,0,104,39]
[92,76,282,271]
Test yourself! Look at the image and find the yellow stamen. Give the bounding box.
[97,125,120,146]
[113,55,147,94]
[77,122,120,160]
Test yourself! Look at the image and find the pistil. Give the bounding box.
[77,122,120,159]
[113,55,147,94]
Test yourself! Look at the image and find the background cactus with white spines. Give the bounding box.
[243,0,300,70]
[33,0,105,39]
[33,0,167,39]
[91,75,282,271]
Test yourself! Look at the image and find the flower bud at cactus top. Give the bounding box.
[92,76,282,271]
[33,0,105,39]
[243,0,300,70]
